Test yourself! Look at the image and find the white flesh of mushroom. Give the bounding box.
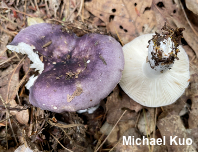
[119,34,190,107]
[7,42,44,89]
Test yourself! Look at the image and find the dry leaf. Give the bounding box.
[100,121,119,144]
[115,128,168,152]
[0,64,21,104]
[157,112,197,152]
[187,128,198,149]
[7,23,17,31]
[183,48,198,128]
[0,34,10,68]
[100,86,142,144]
[85,0,157,44]
[9,99,29,125]
[100,120,135,144]
[106,86,142,124]
[14,145,34,152]
[186,0,198,15]
[187,62,198,128]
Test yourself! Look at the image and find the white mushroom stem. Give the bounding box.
[143,37,177,78]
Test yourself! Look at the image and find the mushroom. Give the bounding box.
[119,24,190,107]
[7,23,124,113]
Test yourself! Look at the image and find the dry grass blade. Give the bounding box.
[5,113,8,149]
[10,67,30,101]
[0,95,18,148]
[135,111,141,128]
[60,127,86,149]
[6,55,26,103]
[94,134,104,151]
[0,55,17,66]
[113,26,123,46]
[0,48,8,57]
[7,8,34,17]
[143,108,151,152]
[48,119,85,128]
[66,1,81,21]
[109,138,122,152]
[13,52,20,60]
[0,118,11,123]
[60,0,66,19]
[50,133,73,152]
[34,0,40,11]
[45,0,51,17]
[151,108,157,152]
[77,0,84,21]
[95,110,127,152]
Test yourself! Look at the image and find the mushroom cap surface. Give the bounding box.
[8,23,124,112]
[119,34,190,107]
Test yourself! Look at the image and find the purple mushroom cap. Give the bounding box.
[8,23,124,113]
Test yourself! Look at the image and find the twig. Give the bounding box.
[60,0,66,19]
[0,96,18,147]
[45,0,51,17]
[50,133,73,152]
[60,127,85,150]
[0,48,8,57]
[16,92,21,105]
[66,1,81,21]
[13,52,20,60]
[48,119,85,128]
[66,0,70,19]
[94,134,104,151]
[0,55,17,66]
[0,117,12,123]
[0,105,30,111]
[34,0,40,11]
[30,0,36,8]
[95,110,127,152]
[0,25,17,36]
[0,14,22,29]
[23,0,27,26]
[77,0,83,16]
[7,8,34,17]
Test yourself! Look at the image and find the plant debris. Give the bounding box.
[1,0,198,151]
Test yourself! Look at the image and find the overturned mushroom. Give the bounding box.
[7,23,124,113]
[119,24,190,107]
